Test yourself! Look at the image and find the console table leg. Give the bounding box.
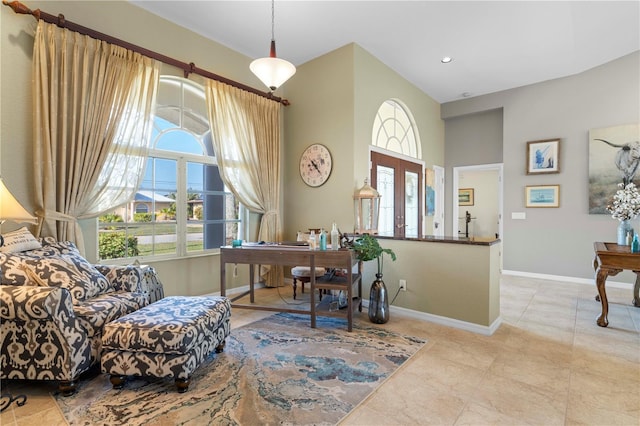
[595,267,609,327]
[633,271,640,308]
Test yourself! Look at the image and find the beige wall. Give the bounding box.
[0,1,263,296]
[362,239,501,327]
[1,1,498,329]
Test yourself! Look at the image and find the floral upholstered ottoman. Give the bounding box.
[101,296,231,392]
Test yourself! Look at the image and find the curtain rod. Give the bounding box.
[2,0,290,106]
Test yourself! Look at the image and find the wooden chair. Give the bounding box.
[291,230,325,300]
[291,265,326,299]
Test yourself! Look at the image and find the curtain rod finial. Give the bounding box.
[3,1,39,19]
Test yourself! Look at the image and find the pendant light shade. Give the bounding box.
[250,0,296,91]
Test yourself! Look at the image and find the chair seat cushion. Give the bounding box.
[74,291,148,338]
[291,266,326,277]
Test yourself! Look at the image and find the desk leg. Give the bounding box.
[310,257,316,329]
[220,261,226,297]
[347,269,353,332]
[633,271,640,308]
[249,264,255,303]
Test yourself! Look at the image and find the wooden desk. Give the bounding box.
[593,242,640,327]
[220,245,362,331]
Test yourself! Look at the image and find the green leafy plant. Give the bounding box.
[133,212,153,222]
[350,234,396,275]
[99,232,139,259]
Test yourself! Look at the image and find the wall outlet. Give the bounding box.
[399,279,407,291]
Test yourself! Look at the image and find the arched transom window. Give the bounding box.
[371,99,423,238]
[372,99,420,159]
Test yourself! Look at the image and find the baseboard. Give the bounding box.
[501,269,634,290]
[362,299,502,336]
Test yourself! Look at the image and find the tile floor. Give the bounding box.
[1,275,639,425]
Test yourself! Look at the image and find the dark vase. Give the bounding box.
[368,273,389,324]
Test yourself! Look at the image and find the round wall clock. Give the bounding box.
[299,143,333,187]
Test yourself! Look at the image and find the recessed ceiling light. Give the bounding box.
[441,56,453,64]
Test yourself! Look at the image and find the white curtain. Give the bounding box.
[205,80,283,286]
[32,21,159,253]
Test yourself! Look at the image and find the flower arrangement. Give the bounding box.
[606,182,640,221]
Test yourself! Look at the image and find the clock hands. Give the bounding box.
[310,159,321,174]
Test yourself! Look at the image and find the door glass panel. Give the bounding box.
[377,165,395,237]
[405,171,418,238]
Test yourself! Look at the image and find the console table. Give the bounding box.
[593,242,640,327]
[220,245,362,331]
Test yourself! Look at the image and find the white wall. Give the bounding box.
[458,169,499,238]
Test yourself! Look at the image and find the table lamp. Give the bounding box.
[0,177,38,247]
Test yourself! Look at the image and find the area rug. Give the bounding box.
[54,313,426,425]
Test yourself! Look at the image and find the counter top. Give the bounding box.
[377,235,501,246]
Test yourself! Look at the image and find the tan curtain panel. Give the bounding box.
[32,21,159,253]
[205,80,283,286]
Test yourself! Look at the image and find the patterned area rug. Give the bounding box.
[54,313,426,425]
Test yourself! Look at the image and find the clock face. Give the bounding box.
[299,144,332,187]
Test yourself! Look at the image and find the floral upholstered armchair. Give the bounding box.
[0,231,164,395]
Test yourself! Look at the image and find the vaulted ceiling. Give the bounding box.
[131,1,640,103]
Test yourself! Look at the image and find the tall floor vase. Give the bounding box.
[617,219,634,245]
[368,273,389,324]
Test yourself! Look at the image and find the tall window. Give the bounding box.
[371,100,422,238]
[99,76,241,260]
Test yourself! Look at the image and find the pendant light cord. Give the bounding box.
[271,0,275,42]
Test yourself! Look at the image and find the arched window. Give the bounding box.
[98,76,241,260]
[371,99,423,238]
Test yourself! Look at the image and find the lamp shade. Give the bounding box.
[250,43,296,91]
[353,178,380,235]
[0,178,37,224]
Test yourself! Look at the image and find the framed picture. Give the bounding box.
[525,185,560,208]
[425,168,435,216]
[588,124,640,214]
[526,138,560,175]
[458,188,474,206]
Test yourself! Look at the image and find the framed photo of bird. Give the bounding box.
[589,123,640,214]
[526,138,561,175]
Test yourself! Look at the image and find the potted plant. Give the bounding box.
[350,234,396,324]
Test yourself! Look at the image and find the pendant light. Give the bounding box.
[250,0,296,92]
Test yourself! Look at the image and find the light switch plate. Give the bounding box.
[512,212,526,220]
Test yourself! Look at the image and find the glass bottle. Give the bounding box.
[319,228,327,251]
[308,230,316,250]
[331,222,339,250]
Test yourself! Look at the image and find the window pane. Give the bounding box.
[156,129,203,155]
[377,165,395,237]
[136,223,177,257]
[405,171,419,238]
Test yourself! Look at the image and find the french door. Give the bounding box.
[371,151,422,238]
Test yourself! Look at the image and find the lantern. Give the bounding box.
[353,178,380,234]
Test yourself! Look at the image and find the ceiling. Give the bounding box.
[130,1,640,104]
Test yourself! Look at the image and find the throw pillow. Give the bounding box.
[0,245,111,303]
[0,227,42,253]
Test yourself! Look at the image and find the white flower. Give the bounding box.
[606,182,640,221]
